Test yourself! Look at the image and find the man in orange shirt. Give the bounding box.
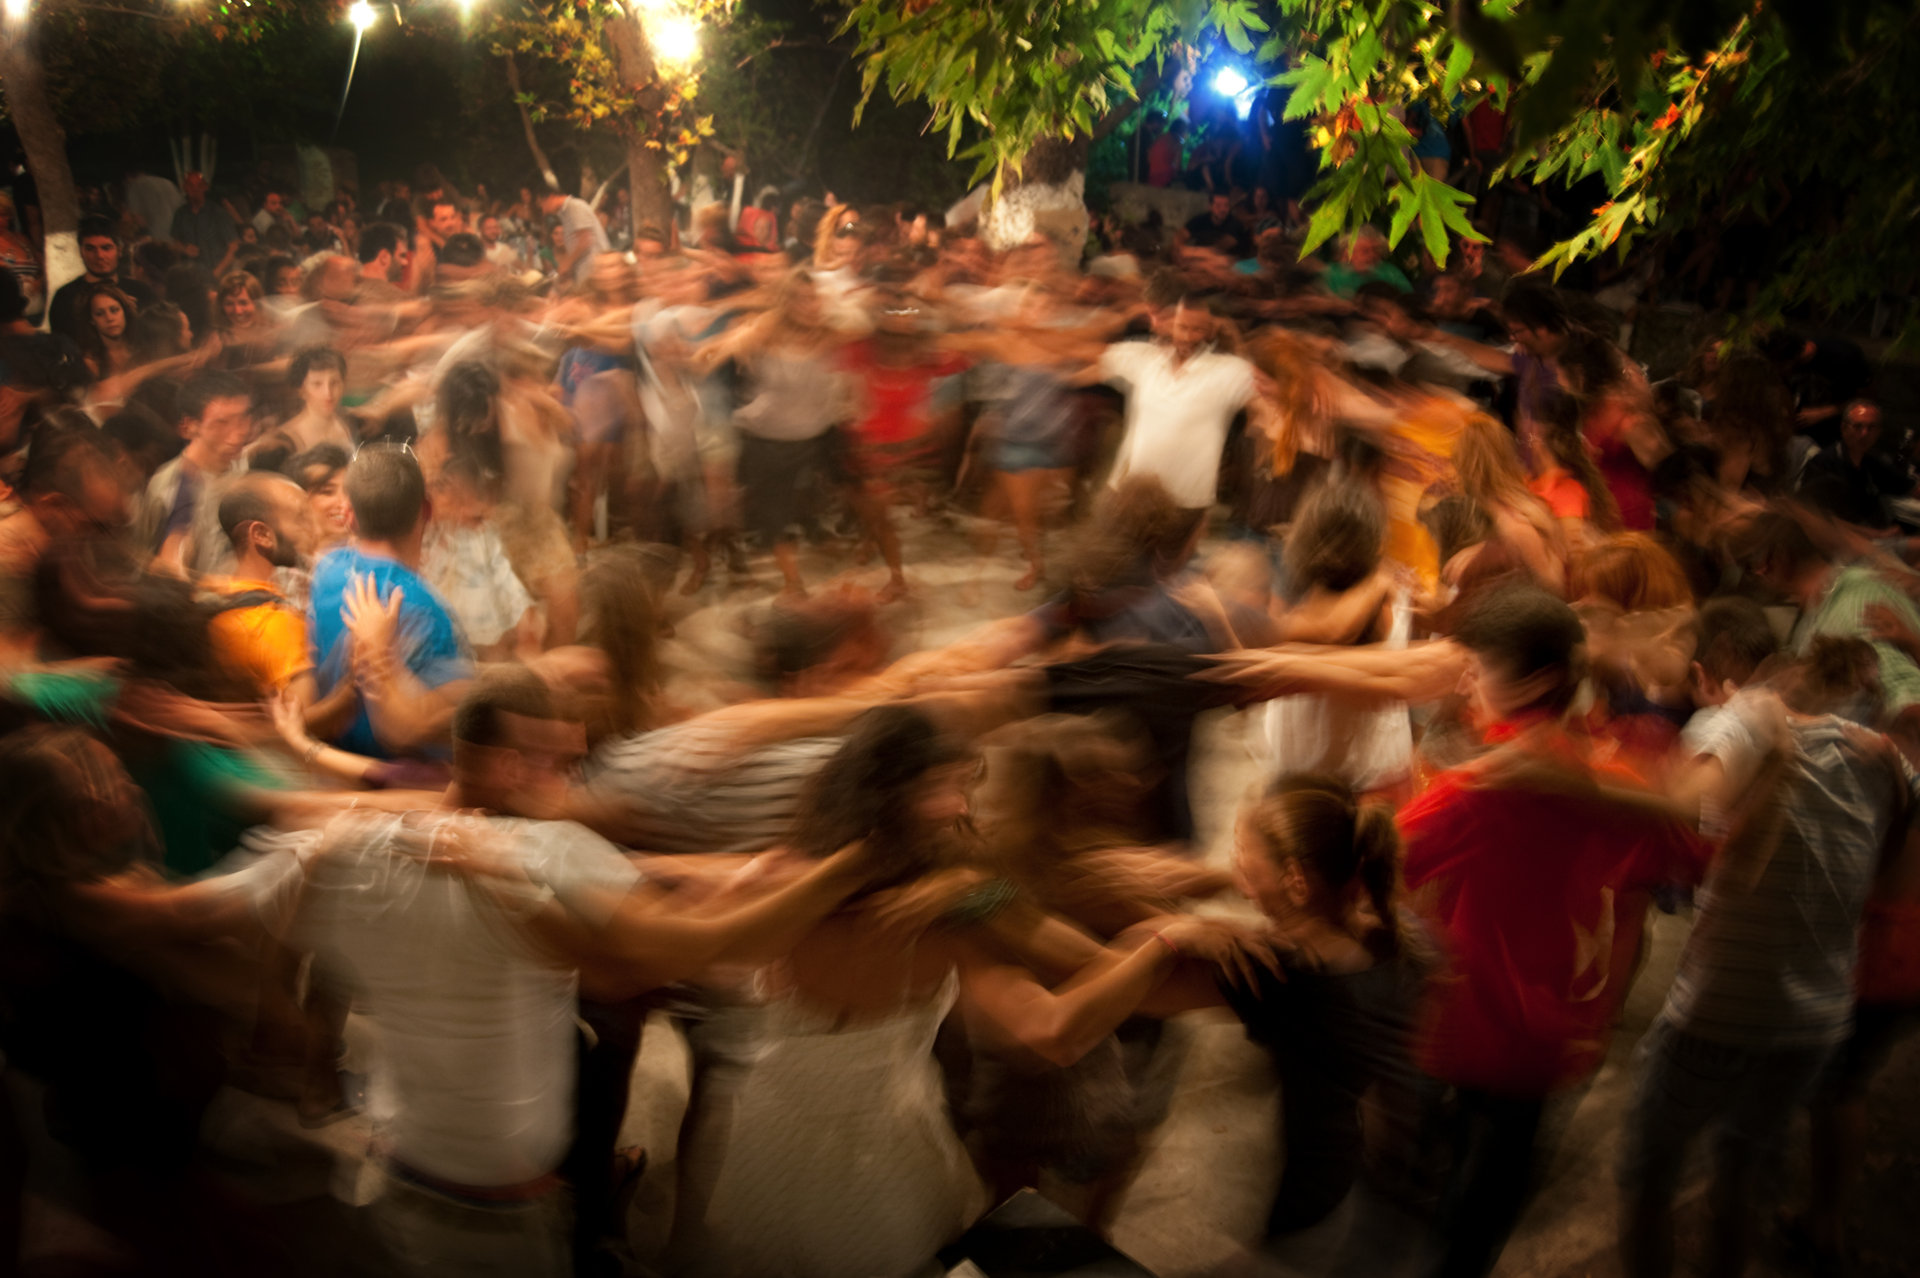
[205,472,319,699]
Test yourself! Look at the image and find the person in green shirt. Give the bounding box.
[1323,226,1414,300]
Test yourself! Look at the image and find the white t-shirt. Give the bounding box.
[1100,340,1256,508]
[558,197,611,280]
[237,811,641,1186]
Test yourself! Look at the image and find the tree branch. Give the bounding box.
[503,52,561,192]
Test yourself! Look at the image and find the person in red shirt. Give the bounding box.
[1398,583,1708,1278]
[1146,119,1187,188]
[836,283,969,602]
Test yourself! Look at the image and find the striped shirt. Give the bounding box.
[1665,706,1915,1048]
[579,718,842,856]
[1793,564,1920,716]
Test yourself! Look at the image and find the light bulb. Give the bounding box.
[1212,66,1249,97]
[651,12,700,64]
[349,1,376,32]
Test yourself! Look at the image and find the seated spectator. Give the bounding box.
[1182,192,1248,257]
[1798,399,1915,533]
[48,216,156,345]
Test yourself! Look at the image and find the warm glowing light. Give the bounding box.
[3,0,29,25]
[1212,66,1249,97]
[348,1,376,32]
[650,12,700,63]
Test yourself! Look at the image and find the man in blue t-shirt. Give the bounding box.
[307,445,473,758]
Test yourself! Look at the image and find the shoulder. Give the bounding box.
[1397,775,1472,835]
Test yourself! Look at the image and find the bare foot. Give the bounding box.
[1014,565,1043,591]
[778,582,809,602]
[876,577,909,605]
[679,566,708,596]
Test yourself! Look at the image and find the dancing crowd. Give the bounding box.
[0,148,1916,1278]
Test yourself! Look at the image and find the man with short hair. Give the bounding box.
[404,195,468,292]
[1619,649,1916,1278]
[1797,398,1916,532]
[47,217,156,344]
[1181,191,1245,256]
[1397,583,1708,1278]
[356,222,411,303]
[204,472,318,699]
[137,370,254,574]
[253,187,297,237]
[306,446,473,758]
[479,214,520,271]
[169,170,239,277]
[229,668,879,1275]
[536,184,610,284]
[1098,276,1274,542]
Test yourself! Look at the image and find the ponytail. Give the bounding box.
[1249,774,1408,959]
[1351,802,1404,960]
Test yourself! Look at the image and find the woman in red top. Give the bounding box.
[1526,388,1620,550]
[836,284,969,601]
[1561,332,1670,531]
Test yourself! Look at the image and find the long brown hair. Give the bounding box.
[1537,388,1621,532]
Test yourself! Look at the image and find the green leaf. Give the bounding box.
[1299,200,1347,259]
[1279,56,1333,120]
[1419,202,1450,267]
[1387,178,1421,248]
[1441,35,1473,98]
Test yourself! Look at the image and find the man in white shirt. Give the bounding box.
[1098,279,1275,540]
[537,185,612,284]
[239,669,876,1275]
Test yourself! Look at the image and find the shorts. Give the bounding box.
[736,433,829,545]
[997,437,1071,474]
[571,369,637,447]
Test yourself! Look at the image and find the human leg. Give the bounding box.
[1702,1042,1832,1278]
[1618,1019,1730,1278]
[1431,1087,1546,1278]
[563,996,650,1278]
[846,482,907,599]
[1805,1001,1919,1256]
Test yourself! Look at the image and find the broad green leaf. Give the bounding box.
[1419,202,1450,267]
[1387,179,1421,248]
[1298,200,1347,259]
[1441,35,1473,97]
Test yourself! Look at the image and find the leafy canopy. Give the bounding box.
[488,0,733,167]
[843,0,1920,320]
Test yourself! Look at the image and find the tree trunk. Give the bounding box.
[0,30,81,315]
[602,10,677,242]
[982,133,1090,260]
[629,145,673,241]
